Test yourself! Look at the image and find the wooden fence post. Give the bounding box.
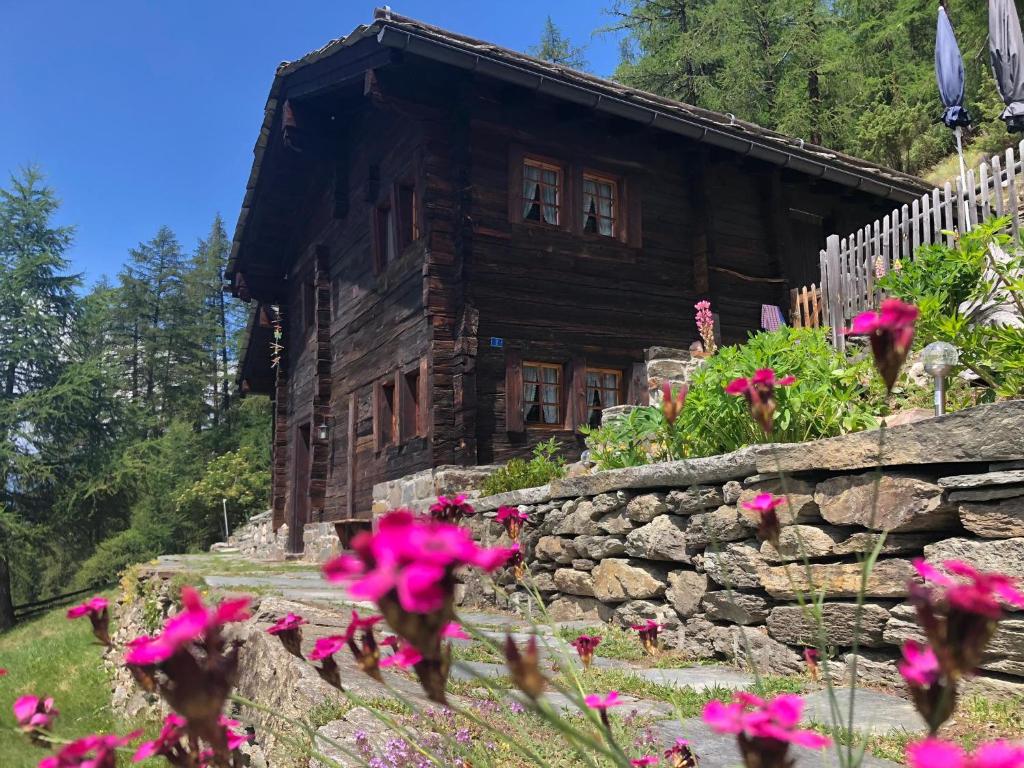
[823,234,843,353]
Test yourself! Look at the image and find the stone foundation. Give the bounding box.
[371,464,500,516]
[465,400,1024,693]
[219,511,290,561]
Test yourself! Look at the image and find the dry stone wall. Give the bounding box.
[467,400,1024,694]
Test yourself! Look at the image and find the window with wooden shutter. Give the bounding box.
[372,204,396,273]
[582,173,617,238]
[398,366,420,443]
[374,378,396,450]
[523,362,563,426]
[396,182,418,251]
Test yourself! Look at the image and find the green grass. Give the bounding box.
[0,593,158,767]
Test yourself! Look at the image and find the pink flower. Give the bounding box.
[846,298,918,390]
[704,692,830,764]
[906,738,1024,768]
[322,554,364,582]
[267,613,307,635]
[342,610,384,643]
[125,587,250,666]
[695,299,716,354]
[380,643,424,669]
[661,381,688,424]
[571,634,601,668]
[664,738,698,767]
[429,494,476,522]
[442,622,470,640]
[496,506,530,539]
[40,731,141,768]
[14,695,58,731]
[899,640,940,688]
[741,492,785,545]
[911,558,1024,679]
[584,691,624,711]
[339,510,514,614]
[220,715,249,751]
[308,635,346,662]
[66,596,108,620]
[631,621,662,654]
[132,714,186,761]
[631,757,659,766]
[725,369,795,434]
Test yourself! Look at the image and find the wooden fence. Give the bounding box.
[816,140,1024,352]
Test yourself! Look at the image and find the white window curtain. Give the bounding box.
[540,168,558,224]
[540,366,559,423]
[523,165,541,219]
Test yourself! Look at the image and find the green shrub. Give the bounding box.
[584,327,884,470]
[72,527,159,589]
[481,438,567,496]
[878,217,1024,397]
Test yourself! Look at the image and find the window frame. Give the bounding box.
[521,360,565,429]
[583,366,624,427]
[581,171,621,240]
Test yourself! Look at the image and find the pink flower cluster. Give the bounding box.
[132,713,247,764]
[740,492,784,545]
[726,369,795,434]
[428,494,475,523]
[66,597,108,621]
[846,298,918,390]
[703,693,830,757]
[125,587,250,665]
[695,300,716,353]
[322,510,515,614]
[40,731,141,768]
[496,505,529,539]
[13,695,58,732]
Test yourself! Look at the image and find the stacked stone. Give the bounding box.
[467,400,1024,695]
[371,465,500,517]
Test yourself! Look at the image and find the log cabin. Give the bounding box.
[227,8,930,551]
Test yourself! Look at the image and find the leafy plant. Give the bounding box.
[878,217,1024,397]
[583,327,884,470]
[481,438,567,495]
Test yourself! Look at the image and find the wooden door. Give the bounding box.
[290,423,311,553]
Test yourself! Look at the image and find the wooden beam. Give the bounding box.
[346,392,356,519]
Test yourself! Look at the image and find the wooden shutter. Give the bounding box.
[627,361,648,406]
[569,357,587,431]
[505,350,524,433]
[508,146,525,224]
[395,369,408,444]
[417,356,430,437]
[372,381,382,451]
[626,178,643,248]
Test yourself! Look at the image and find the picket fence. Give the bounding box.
[817,140,1024,352]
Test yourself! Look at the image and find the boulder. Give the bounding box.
[685,506,753,549]
[738,478,818,524]
[722,481,742,505]
[832,532,934,558]
[923,537,1024,585]
[613,600,680,630]
[938,470,1024,489]
[593,492,629,515]
[666,486,723,515]
[574,535,627,560]
[626,493,669,522]
[712,625,804,676]
[885,603,1024,676]
[597,510,635,535]
[665,570,709,618]
[760,558,917,599]
[535,536,578,564]
[572,559,596,572]
[766,603,891,648]
[531,571,558,593]
[592,558,669,602]
[625,515,692,562]
[958,498,1024,538]
[553,568,596,597]
[703,543,766,589]
[550,447,762,498]
[547,595,614,622]
[815,473,957,532]
[827,650,903,689]
[700,592,769,625]
[553,501,602,536]
[760,400,1024,473]
[760,526,843,562]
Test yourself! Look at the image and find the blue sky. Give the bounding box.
[1,1,623,285]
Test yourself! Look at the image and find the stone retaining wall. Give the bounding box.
[466,400,1024,695]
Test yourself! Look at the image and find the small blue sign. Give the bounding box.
[489,337,504,348]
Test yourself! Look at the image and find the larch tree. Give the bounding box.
[530,16,588,70]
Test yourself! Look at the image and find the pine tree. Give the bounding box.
[0,167,79,628]
[530,16,588,70]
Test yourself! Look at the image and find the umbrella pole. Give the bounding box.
[955,125,971,231]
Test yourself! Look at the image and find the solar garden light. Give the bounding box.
[921,341,959,416]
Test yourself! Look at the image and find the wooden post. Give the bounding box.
[346,393,356,519]
[824,234,843,352]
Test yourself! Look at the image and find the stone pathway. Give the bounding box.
[160,553,921,767]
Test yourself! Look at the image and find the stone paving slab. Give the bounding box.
[800,688,925,735]
[633,667,756,692]
[654,719,901,768]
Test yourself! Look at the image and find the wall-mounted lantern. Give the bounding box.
[921,341,959,416]
[317,419,330,442]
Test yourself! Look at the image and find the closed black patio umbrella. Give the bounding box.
[936,5,971,188]
[990,0,1024,132]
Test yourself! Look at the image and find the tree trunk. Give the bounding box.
[218,276,230,416]
[0,551,15,631]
